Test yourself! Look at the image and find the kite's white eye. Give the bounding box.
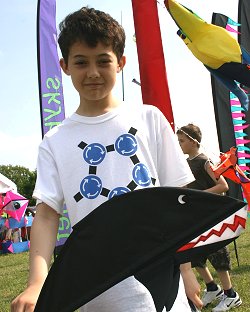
[178,195,186,204]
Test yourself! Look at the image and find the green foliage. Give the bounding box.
[0,165,37,206]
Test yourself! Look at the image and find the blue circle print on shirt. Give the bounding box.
[132,163,151,187]
[83,143,106,165]
[108,187,130,199]
[115,134,137,156]
[80,175,102,199]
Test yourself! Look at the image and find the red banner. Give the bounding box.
[131,0,174,129]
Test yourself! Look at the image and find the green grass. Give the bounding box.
[1,219,250,312]
[0,251,29,311]
[201,218,250,312]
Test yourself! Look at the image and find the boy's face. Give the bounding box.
[177,133,196,155]
[60,41,125,105]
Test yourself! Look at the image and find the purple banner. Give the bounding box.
[56,205,71,247]
[37,0,65,137]
[37,0,71,249]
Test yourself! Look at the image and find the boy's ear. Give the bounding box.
[117,55,126,73]
[60,58,70,76]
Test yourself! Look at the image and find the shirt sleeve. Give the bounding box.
[33,137,64,215]
[154,108,194,187]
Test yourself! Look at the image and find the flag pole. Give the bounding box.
[121,11,125,101]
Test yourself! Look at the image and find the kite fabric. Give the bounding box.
[37,0,65,137]
[0,190,29,222]
[164,0,250,110]
[211,13,238,152]
[211,10,250,202]
[212,147,250,212]
[131,0,174,128]
[35,187,246,312]
[211,12,243,201]
[238,0,250,140]
[238,0,250,54]
[37,0,72,251]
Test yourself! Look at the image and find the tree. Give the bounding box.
[0,165,37,206]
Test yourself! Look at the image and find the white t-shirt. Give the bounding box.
[33,102,194,312]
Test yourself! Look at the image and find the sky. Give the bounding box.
[0,0,239,171]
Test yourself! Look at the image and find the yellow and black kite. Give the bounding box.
[165,0,250,110]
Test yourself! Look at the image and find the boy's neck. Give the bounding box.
[188,149,201,160]
[76,95,121,117]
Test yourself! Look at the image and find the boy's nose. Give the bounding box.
[87,65,100,78]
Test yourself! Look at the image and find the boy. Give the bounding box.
[177,123,242,312]
[11,7,201,312]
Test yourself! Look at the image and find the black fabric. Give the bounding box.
[187,154,215,190]
[210,13,236,154]
[34,187,245,312]
[238,0,250,53]
[238,0,250,124]
[134,255,180,311]
[175,238,235,265]
[217,62,250,87]
[211,12,243,200]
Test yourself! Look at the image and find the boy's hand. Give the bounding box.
[11,204,59,312]
[180,263,203,310]
[11,284,42,312]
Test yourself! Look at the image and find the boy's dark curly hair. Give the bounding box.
[58,7,126,64]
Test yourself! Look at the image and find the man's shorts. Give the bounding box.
[191,246,231,271]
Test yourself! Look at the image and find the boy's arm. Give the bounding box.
[11,203,60,312]
[179,187,202,309]
[180,262,203,310]
[205,162,229,194]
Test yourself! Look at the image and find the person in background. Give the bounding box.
[11,7,202,312]
[177,123,242,312]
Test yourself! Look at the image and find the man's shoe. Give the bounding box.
[202,285,224,307]
[212,292,242,311]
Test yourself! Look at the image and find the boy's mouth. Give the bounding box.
[84,83,104,88]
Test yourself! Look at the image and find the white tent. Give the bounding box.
[0,173,17,194]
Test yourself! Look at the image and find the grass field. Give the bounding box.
[202,219,250,312]
[1,219,249,312]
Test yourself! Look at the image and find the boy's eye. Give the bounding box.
[98,59,112,65]
[75,60,88,65]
